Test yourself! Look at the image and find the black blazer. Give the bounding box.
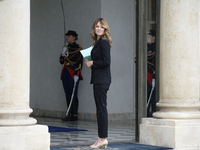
[90,37,111,85]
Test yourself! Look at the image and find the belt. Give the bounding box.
[64,62,75,69]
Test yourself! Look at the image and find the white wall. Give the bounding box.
[101,0,135,114]
[30,0,136,119]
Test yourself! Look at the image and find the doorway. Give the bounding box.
[135,0,160,141]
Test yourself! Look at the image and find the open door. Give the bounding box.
[135,0,160,142]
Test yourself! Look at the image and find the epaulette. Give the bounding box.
[78,44,83,49]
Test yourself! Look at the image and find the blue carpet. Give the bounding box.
[48,126,87,132]
[50,142,173,150]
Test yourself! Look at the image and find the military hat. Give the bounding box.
[148,29,156,36]
[65,30,78,37]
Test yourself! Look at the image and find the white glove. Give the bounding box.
[74,75,79,83]
[152,78,155,88]
[61,47,67,56]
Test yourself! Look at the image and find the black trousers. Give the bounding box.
[62,67,79,114]
[62,67,79,98]
[93,84,110,138]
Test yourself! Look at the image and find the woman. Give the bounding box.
[85,18,112,148]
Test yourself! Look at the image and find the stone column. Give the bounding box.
[199,1,200,101]
[0,0,50,150]
[140,0,200,149]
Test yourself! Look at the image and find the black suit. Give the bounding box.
[90,37,111,138]
[91,37,111,84]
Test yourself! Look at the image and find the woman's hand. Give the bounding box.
[85,59,93,68]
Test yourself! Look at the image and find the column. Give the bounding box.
[199,1,200,102]
[140,0,200,149]
[153,0,200,119]
[0,0,50,150]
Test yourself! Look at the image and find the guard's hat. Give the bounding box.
[148,29,156,36]
[65,30,78,37]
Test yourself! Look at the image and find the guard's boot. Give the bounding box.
[61,97,73,121]
[73,97,78,115]
[66,97,71,107]
[62,97,78,121]
[61,113,73,121]
[147,104,153,117]
[69,97,78,121]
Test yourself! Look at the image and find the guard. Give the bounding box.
[59,30,83,121]
[147,29,156,117]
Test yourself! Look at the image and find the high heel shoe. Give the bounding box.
[90,139,108,149]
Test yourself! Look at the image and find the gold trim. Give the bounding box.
[75,64,81,71]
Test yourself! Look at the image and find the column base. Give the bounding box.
[0,125,50,150]
[140,118,200,150]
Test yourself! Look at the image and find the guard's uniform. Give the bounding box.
[59,42,83,121]
[147,41,156,117]
[147,42,155,87]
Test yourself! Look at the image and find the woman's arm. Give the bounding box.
[93,40,110,69]
[85,39,110,69]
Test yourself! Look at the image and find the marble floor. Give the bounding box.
[35,117,136,148]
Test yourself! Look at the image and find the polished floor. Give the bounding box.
[36,117,135,148]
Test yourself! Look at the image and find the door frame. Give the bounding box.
[135,0,160,141]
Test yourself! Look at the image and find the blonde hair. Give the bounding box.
[90,18,112,47]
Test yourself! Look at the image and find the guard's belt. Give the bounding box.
[64,62,75,69]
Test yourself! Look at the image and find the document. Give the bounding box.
[80,46,93,61]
